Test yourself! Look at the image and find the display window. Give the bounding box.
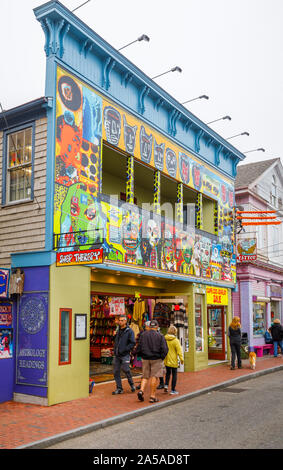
[89,293,188,382]
[271,301,281,323]
[253,302,266,337]
[195,294,204,352]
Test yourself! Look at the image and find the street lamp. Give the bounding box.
[226,132,250,140]
[182,95,209,105]
[151,66,182,80]
[72,0,92,12]
[206,115,232,125]
[118,34,150,51]
[243,148,265,154]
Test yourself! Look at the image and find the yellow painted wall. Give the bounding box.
[48,263,91,405]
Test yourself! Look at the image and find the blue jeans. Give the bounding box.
[273,340,283,357]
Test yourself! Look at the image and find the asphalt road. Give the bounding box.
[47,370,283,449]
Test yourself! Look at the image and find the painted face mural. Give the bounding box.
[192,164,202,191]
[104,106,121,146]
[54,68,236,285]
[154,139,165,171]
[140,126,153,163]
[166,148,177,178]
[121,209,141,264]
[179,153,190,185]
[60,183,105,249]
[58,75,82,111]
[123,116,137,155]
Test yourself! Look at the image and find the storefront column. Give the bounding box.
[214,202,219,236]
[240,280,253,348]
[266,283,271,328]
[176,182,183,224]
[195,193,203,230]
[153,170,161,214]
[126,155,134,204]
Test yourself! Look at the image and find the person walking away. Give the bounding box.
[164,325,184,395]
[270,319,283,357]
[136,320,168,403]
[112,315,136,395]
[228,316,242,370]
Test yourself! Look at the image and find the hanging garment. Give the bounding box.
[173,303,188,329]
[133,299,147,330]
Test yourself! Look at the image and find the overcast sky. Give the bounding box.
[1,0,282,167]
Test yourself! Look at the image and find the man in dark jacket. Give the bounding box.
[112,315,136,395]
[136,319,168,403]
[270,319,283,357]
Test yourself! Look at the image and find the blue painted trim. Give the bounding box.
[34,1,245,181]
[11,250,56,268]
[44,58,57,251]
[1,121,36,206]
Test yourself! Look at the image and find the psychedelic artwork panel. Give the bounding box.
[54,67,235,283]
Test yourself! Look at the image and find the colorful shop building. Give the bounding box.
[0,0,245,405]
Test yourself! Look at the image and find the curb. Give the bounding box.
[17,364,283,449]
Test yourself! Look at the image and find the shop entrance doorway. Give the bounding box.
[207,306,226,360]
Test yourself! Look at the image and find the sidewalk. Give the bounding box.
[1,356,283,449]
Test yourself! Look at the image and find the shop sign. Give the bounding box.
[236,238,257,262]
[0,268,10,299]
[109,297,125,316]
[206,287,228,306]
[16,293,48,387]
[270,285,282,299]
[56,248,103,266]
[0,303,12,327]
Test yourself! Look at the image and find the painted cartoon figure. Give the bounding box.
[154,139,165,171]
[123,115,137,154]
[141,217,161,268]
[140,126,153,163]
[166,148,177,178]
[104,106,121,146]
[161,223,176,271]
[192,164,202,191]
[175,228,194,274]
[179,153,190,185]
[121,209,142,264]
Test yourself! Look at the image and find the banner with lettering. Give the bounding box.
[16,293,48,387]
[206,287,228,306]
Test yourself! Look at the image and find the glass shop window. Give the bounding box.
[195,294,204,352]
[59,308,72,365]
[253,302,266,337]
[6,127,33,203]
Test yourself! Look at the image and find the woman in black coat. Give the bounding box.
[228,316,242,370]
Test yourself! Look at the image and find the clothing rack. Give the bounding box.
[156,298,184,303]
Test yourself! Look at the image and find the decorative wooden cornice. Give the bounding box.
[102,57,116,91]
[138,86,150,115]
[39,17,70,58]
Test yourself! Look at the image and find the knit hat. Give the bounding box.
[149,320,159,328]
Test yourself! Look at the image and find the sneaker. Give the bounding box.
[130,385,136,392]
[112,389,123,395]
[164,385,168,393]
[230,366,235,370]
[157,384,164,389]
[170,390,179,395]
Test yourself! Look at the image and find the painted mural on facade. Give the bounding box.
[55,67,236,283]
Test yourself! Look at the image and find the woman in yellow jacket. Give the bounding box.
[164,325,184,395]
